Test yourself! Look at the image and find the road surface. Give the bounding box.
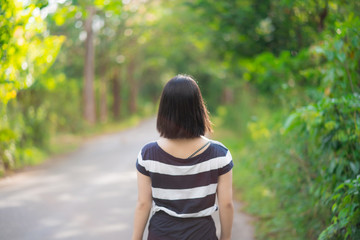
[0,118,254,240]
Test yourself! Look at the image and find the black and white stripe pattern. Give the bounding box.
[136,141,233,218]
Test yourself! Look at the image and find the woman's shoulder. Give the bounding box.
[139,141,158,154]
[208,140,233,171]
[207,139,231,158]
[141,141,158,150]
[139,140,161,159]
[209,139,229,151]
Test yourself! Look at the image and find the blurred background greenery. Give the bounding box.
[0,0,359,239]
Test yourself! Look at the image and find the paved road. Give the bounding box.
[0,118,254,240]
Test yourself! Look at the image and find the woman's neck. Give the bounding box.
[157,136,210,159]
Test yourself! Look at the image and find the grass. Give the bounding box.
[50,114,148,154]
[48,115,145,154]
[212,104,327,240]
[0,114,149,178]
[213,124,280,239]
[211,93,290,240]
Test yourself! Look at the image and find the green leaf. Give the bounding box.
[337,52,346,63]
[339,208,349,220]
[332,193,341,200]
[94,0,105,7]
[334,40,344,51]
[329,160,336,174]
[351,35,359,47]
[54,12,65,25]
[0,128,17,142]
[283,112,300,133]
[335,184,345,192]
[313,46,324,54]
[349,162,359,175]
[325,121,336,131]
[332,203,337,212]
[0,80,15,84]
[324,68,335,84]
[325,50,334,61]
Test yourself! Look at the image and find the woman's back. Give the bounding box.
[136,138,233,218]
[132,75,233,240]
[156,137,210,159]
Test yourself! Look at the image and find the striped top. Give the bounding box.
[136,140,233,218]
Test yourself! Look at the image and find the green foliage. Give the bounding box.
[187,0,326,59]
[212,2,359,240]
[288,15,359,240]
[0,1,64,104]
[287,14,360,240]
[319,176,360,240]
[0,0,64,172]
[217,100,329,240]
[240,49,313,94]
[1,1,359,238]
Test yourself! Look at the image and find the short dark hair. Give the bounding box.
[157,74,212,139]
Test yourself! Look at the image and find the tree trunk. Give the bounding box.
[127,59,137,114]
[112,68,122,120]
[99,74,108,123]
[222,86,234,104]
[83,7,96,124]
[318,1,328,32]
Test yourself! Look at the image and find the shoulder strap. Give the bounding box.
[187,141,210,159]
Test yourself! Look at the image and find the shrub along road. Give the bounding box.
[0,118,254,240]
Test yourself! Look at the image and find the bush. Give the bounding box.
[217,14,360,240]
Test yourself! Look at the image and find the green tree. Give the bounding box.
[51,0,122,124]
[0,0,64,173]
